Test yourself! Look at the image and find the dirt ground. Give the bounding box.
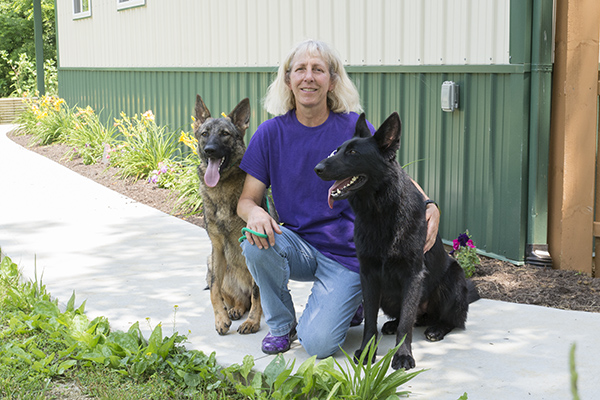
[8,131,600,314]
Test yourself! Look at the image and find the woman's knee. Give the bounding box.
[240,241,265,273]
[240,240,284,276]
[298,326,345,359]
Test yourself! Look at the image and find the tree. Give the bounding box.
[0,0,55,97]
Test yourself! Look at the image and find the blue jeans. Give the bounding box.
[240,226,362,358]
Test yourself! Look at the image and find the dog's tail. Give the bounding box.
[466,279,480,303]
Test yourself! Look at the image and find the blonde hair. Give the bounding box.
[263,39,363,116]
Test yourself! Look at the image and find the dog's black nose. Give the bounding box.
[204,144,219,157]
[314,162,325,176]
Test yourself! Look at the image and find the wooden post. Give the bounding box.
[548,0,599,275]
[595,74,600,275]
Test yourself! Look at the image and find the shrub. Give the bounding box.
[63,106,119,165]
[110,110,181,181]
[17,95,73,145]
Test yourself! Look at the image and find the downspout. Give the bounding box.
[33,0,45,96]
[525,0,554,266]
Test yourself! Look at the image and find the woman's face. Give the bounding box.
[287,52,334,112]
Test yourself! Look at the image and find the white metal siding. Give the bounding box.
[57,0,511,68]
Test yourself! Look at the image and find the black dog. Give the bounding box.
[314,113,478,370]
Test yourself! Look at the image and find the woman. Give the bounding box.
[237,39,440,357]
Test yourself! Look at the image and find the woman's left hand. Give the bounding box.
[424,203,440,253]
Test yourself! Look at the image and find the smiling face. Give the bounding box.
[286,52,334,115]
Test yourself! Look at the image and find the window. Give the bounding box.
[73,0,91,19]
[117,0,146,10]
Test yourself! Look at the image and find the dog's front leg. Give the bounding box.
[208,247,232,335]
[355,258,381,364]
[392,264,424,370]
[238,281,262,334]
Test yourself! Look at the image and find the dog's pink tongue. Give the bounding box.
[327,186,335,209]
[327,178,351,209]
[204,159,221,187]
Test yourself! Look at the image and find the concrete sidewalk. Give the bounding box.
[1,123,598,399]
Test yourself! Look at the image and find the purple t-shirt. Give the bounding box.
[240,110,375,273]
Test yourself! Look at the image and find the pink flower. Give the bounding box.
[453,239,460,250]
[467,239,475,248]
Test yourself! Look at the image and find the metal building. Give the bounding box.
[55,0,599,269]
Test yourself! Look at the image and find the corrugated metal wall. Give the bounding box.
[55,0,541,263]
[56,0,511,68]
[59,67,530,261]
[58,69,275,141]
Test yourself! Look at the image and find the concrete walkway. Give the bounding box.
[1,123,598,399]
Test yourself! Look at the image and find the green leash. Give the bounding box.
[238,193,275,242]
[238,227,269,243]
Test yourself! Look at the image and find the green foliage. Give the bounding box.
[221,337,423,399]
[450,230,480,278]
[110,111,182,181]
[171,160,204,217]
[0,254,244,398]
[0,0,56,97]
[18,96,74,145]
[63,106,119,165]
[1,252,428,399]
[570,343,580,400]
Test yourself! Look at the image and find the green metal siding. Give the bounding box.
[58,68,276,143]
[353,71,530,261]
[58,67,531,263]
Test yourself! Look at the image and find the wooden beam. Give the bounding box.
[595,74,600,277]
[548,0,599,275]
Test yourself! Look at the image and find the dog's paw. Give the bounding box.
[228,307,246,321]
[215,316,232,335]
[381,319,399,335]
[392,353,415,370]
[237,320,260,334]
[424,325,450,342]
[353,349,376,365]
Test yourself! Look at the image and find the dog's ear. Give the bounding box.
[353,113,372,139]
[374,112,401,158]
[228,98,251,134]
[195,95,211,128]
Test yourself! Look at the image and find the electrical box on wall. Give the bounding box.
[441,81,459,112]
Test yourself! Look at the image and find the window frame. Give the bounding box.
[117,0,146,11]
[73,0,92,20]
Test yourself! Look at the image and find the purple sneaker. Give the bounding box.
[350,303,364,327]
[261,327,297,354]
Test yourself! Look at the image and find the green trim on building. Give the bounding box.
[59,64,529,74]
[509,0,533,65]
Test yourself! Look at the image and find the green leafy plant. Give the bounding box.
[570,343,580,400]
[450,230,480,278]
[167,130,203,215]
[335,336,424,399]
[16,95,73,145]
[110,110,182,180]
[221,336,424,399]
[0,51,58,97]
[63,106,119,165]
[0,254,242,397]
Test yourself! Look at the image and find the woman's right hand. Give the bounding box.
[244,206,282,249]
[237,174,282,249]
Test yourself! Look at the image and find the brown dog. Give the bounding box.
[194,95,262,335]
